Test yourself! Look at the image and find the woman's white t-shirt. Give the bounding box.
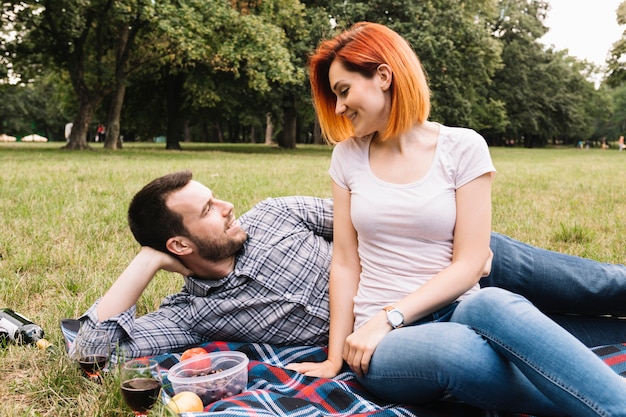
[329,124,496,329]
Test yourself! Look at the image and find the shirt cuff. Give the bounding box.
[80,298,137,339]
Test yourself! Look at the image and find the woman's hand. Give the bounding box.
[285,358,343,379]
[342,311,391,377]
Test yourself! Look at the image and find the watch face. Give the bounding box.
[388,310,403,327]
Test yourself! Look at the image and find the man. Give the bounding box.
[81,170,333,361]
[77,171,626,361]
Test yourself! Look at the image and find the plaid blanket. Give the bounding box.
[155,341,494,417]
[60,319,626,417]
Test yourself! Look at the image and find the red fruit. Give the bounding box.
[180,347,207,362]
[180,347,212,372]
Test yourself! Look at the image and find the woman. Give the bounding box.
[286,22,626,416]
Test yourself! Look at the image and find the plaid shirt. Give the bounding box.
[80,196,333,361]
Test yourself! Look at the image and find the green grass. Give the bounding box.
[1,141,626,416]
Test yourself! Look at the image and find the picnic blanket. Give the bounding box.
[155,341,494,417]
[60,319,626,417]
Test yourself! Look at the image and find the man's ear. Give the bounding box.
[377,64,392,91]
[166,236,193,256]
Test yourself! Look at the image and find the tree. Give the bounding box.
[401,0,503,129]
[1,0,616,148]
[484,0,603,147]
[103,1,153,150]
[122,0,302,149]
[1,0,303,150]
[257,0,318,149]
[1,0,148,149]
[0,71,71,140]
[484,0,550,146]
[606,0,626,88]
[588,0,625,143]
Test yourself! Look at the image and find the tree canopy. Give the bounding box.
[1,0,625,149]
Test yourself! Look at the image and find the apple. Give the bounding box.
[167,391,204,413]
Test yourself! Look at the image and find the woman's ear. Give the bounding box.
[166,236,192,256]
[377,64,393,91]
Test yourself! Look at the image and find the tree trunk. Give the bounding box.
[184,120,191,142]
[265,113,274,145]
[215,123,223,143]
[104,23,138,150]
[278,94,297,149]
[104,80,126,150]
[313,118,324,144]
[62,97,99,150]
[165,70,185,150]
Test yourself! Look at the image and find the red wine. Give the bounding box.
[78,354,108,376]
[121,377,162,412]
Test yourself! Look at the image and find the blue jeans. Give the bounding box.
[358,288,626,416]
[482,232,626,347]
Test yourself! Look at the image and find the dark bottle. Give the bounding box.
[0,308,51,349]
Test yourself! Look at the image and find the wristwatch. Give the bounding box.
[383,306,404,329]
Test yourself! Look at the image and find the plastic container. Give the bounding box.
[167,351,248,405]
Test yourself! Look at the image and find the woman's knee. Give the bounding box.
[362,322,504,404]
[369,322,484,374]
[453,287,528,323]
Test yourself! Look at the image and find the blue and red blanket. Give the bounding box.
[156,341,626,417]
[60,319,626,417]
[156,341,493,417]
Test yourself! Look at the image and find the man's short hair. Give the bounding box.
[127,170,193,253]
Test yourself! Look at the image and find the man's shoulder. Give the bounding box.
[239,197,292,230]
[247,196,329,215]
[239,196,331,237]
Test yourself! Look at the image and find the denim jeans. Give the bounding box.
[482,232,626,347]
[358,288,626,416]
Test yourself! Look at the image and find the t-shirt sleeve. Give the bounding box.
[329,141,350,190]
[452,129,496,189]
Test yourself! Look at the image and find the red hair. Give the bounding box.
[309,22,430,144]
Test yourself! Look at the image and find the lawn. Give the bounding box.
[1,141,625,416]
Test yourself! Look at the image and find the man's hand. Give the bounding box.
[141,246,195,277]
[97,246,193,322]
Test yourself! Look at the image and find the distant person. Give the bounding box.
[96,124,105,142]
[64,123,73,142]
[619,135,624,151]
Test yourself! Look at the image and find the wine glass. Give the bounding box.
[70,327,111,382]
[120,358,162,416]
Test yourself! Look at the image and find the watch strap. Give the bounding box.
[383,305,404,329]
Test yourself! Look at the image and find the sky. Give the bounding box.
[540,0,624,67]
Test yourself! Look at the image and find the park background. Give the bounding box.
[3,0,626,150]
[3,0,626,415]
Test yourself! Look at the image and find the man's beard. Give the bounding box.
[190,230,248,262]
